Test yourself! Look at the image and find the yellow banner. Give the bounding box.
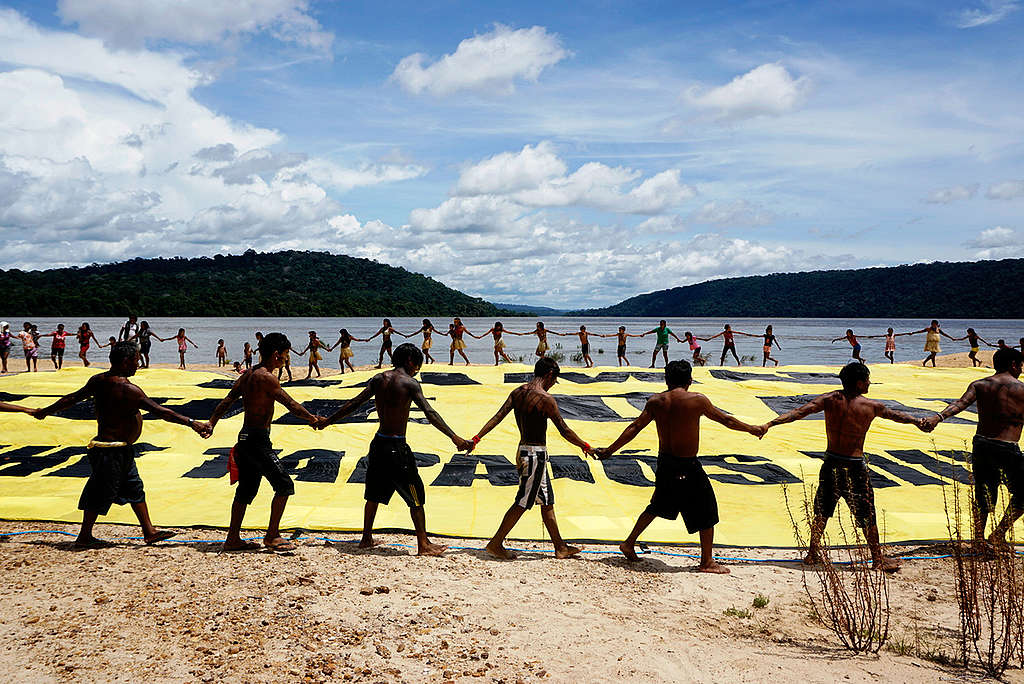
[0,364,995,546]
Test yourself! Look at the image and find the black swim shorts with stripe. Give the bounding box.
[365,434,425,507]
[645,455,719,534]
[813,452,876,527]
[514,444,554,509]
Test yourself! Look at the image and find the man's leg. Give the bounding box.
[803,513,827,564]
[649,349,657,368]
[864,524,900,572]
[75,510,102,547]
[224,499,260,551]
[720,347,727,365]
[263,495,294,550]
[486,504,527,559]
[732,347,741,365]
[409,505,446,556]
[540,505,579,558]
[458,349,470,365]
[360,500,380,548]
[130,501,176,544]
[620,510,656,561]
[697,527,729,573]
[988,507,1024,549]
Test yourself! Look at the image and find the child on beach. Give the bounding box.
[470,321,517,365]
[130,321,160,369]
[100,336,117,349]
[17,322,38,372]
[448,317,472,365]
[368,319,398,369]
[953,328,993,367]
[403,319,442,365]
[530,322,564,359]
[243,342,253,369]
[832,329,864,364]
[595,360,766,573]
[762,325,781,367]
[206,332,321,552]
[39,323,70,370]
[77,323,99,367]
[703,324,755,366]
[317,343,473,556]
[0,322,10,373]
[683,331,704,366]
[597,326,641,366]
[232,361,244,374]
[471,357,595,559]
[906,320,955,367]
[167,328,198,370]
[216,339,227,367]
[329,329,365,373]
[576,326,594,368]
[296,330,328,379]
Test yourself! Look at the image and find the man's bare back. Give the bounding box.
[510,384,558,445]
[371,370,419,435]
[645,389,713,459]
[89,373,148,443]
[967,375,1024,442]
[821,391,889,458]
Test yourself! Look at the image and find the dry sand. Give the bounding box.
[0,520,1018,683]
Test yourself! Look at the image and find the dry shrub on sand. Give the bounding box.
[784,482,890,654]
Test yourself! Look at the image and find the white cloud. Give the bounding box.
[689,199,776,227]
[57,0,333,51]
[964,226,1023,258]
[454,142,566,195]
[954,1,1020,28]
[986,180,1024,200]
[391,24,568,96]
[687,63,810,121]
[924,184,978,203]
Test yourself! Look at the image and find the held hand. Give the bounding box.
[191,420,212,438]
[314,416,331,431]
[454,436,474,452]
[918,415,938,433]
[749,424,768,439]
[592,447,610,460]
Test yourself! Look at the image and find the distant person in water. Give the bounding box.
[832,329,864,364]
[471,321,517,366]
[576,326,595,368]
[33,342,209,548]
[703,324,755,366]
[404,319,442,365]
[216,339,227,367]
[329,328,364,373]
[317,343,473,556]
[906,320,954,367]
[0,322,10,374]
[683,331,704,366]
[368,319,398,369]
[166,328,197,370]
[953,328,993,368]
[762,325,781,367]
[296,330,327,379]
[643,320,683,368]
[129,321,161,369]
[39,323,70,370]
[471,357,594,560]
[449,317,472,365]
[530,321,564,359]
[596,360,765,573]
[76,323,99,367]
[17,322,38,372]
[596,326,641,366]
[243,342,253,370]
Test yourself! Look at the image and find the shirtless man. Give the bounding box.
[762,362,927,572]
[597,326,641,366]
[206,332,320,552]
[33,342,209,548]
[471,357,594,560]
[922,348,1024,548]
[596,360,765,573]
[703,324,755,366]
[318,343,473,556]
[643,320,683,368]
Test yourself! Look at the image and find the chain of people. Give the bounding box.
[1,331,1021,574]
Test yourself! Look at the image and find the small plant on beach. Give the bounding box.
[784,481,891,655]
[752,595,770,609]
[597,348,604,354]
[546,351,565,363]
[941,445,1024,679]
[723,607,753,619]
[570,352,584,363]
[741,354,758,364]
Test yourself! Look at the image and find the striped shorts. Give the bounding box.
[515,444,554,509]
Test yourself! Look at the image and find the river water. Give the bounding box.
[6,317,1023,369]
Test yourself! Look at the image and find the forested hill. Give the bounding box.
[573,259,1024,318]
[1,250,504,317]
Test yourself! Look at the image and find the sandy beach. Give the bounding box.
[0,520,1009,683]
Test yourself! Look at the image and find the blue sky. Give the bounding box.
[0,1,1021,307]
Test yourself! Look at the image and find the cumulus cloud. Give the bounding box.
[954,1,1020,28]
[964,226,1023,258]
[986,180,1024,200]
[924,184,978,203]
[391,24,568,96]
[57,0,333,51]
[686,63,810,121]
[688,199,776,227]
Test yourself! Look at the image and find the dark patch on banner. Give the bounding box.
[0,445,66,477]
[429,453,519,487]
[801,451,903,488]
[273,399,428,425]
[552,395,630,422]
[504,373,533,384]
[887,449,971,485]
[711,370,787,383]
[599,454,658,486]
[196,379,235,390]
[419,373,480,386]
[701,454,802,485]
[0,392,29,401]
[145,398,243,421]
[505,371,670,385]
[282,378,345,388]
[347,452,440,484]
[760,395,973,425]
[934,449,970,463]
[782,372,840,385]
[616,392,655,412]
[51,397,173,421]
[44,443,166,478]
[182,448,237,478]
[278,449,344,483]
[548,454,597,483]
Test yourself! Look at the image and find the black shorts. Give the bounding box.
[79,445,145,515]
[232,428,294,505]
[581,343,590,356]
[617,344,626,357]
[365,435,425,507]
[140,340,152,354]
[515,445,554,509]
[814,454,876,527]
[645,456,719,534]
[972,435,1024,514]
[52,347,64,358]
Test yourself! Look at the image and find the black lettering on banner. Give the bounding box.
[182,448,239,478]
[273,399,428,425]
[599,453,658,487]
[348,452,440,484]
[0,446,70,477]
[548,455,596,483]
[800,451,902,489]
[552,395,630,422]
[504,371,668,385]
[429,453,519,487]
[933,449,970,463]
[701,454,801,485]
[278,449,343,483]
[886,449,971,485]
[150,398,242,421]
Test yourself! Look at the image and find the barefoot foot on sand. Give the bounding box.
[73,536,113,550]
[619,541,641,562]
[485,542,516,560]
[221,540,261,553]
[264,537,297,552]
[555,545,581,559]
[802,551,823,566]
[698,561,730,574]
[872,557,901,573]
[144,530,177,545]
[357,537,382,549]
[417,542,447,557]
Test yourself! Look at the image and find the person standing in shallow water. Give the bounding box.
[470,321,518,365]
[832,329,864,364]
[595,360,765,573]
[368,319,398,369]
[762,325,781,367]
[643,320,682,368]
[703,324,755,366]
